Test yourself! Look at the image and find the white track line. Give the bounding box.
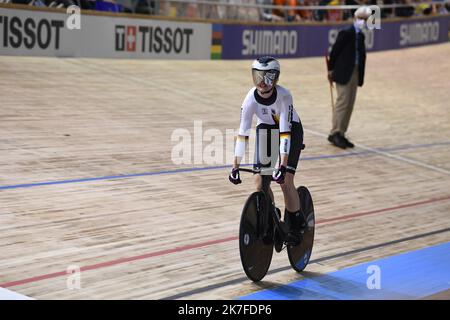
[304,128,450,176]
[0,287,33,300]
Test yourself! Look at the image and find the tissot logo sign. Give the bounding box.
[115,25,194,54]
[0,15,64,50]
[0,8,211,59]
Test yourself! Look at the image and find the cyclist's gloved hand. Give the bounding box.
[229,167,242,185]
[272,165,287,184]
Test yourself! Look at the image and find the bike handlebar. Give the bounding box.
[238,168,260,174]
[238,167,275,175]
[236,144,305,175]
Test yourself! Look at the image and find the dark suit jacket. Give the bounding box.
[329,26,366,86]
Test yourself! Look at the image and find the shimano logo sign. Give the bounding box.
[399,22,440,46]
[242,30,297,56]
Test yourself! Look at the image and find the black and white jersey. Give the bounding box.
[238,85,300,137]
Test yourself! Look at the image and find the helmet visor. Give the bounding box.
[252,69,279,88]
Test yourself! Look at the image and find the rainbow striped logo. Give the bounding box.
[211,24,222,60]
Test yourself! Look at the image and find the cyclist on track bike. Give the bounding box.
[228,56,306,245]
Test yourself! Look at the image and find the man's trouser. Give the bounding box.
[331,67,359,135]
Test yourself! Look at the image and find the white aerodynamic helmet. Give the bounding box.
[251,56,280,93]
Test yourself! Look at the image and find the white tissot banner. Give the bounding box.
[0,7,212,59]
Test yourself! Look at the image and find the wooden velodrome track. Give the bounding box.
[0,43,449,300]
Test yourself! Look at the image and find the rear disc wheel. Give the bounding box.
[287,186,315,273]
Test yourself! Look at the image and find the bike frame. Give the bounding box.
[239,168,288,240]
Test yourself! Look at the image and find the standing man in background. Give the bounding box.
[327,6,372,149]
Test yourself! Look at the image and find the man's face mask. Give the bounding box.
[354,18,366,30]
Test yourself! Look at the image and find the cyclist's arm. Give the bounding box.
[234,102,255,168]
[280,153,289,167]
[233,135,248,169]
[279,94,294,167]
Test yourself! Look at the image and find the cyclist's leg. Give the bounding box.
[280,120,303,210]
[280,173,299,212]
[280,121,305,238]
